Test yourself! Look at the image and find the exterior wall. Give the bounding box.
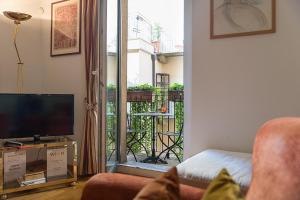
[184,0,300,158]
[127,39,154,86]
[128,38,154,54]
[156,56,183,84]
[138,50,153,84]
[127,38,183,87]
[107,54,118,85]
[127,51,142,86]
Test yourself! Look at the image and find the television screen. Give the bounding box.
[0,94,74,139]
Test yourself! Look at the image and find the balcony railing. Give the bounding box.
[128,13,152,43]
[106,88,184,166]
[128,13,183,54]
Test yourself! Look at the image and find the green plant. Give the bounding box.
[169,83,184,91]
[128,102,152,154]
[127,84,155,92]
[153,87,167,111]
[126,84,156,155]
[175,102,184,131]
[106,101,117,159]
[152,23,163,42]
[169,83,184,160]
[127,83,184,156]
[107,84,116,90]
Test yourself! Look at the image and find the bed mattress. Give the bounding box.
[177,149,252,192]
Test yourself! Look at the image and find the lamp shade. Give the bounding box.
[3,11,32,23]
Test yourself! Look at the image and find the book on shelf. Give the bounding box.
[24,171,45,182]
[17,177,46,186]
[17,171,46,186]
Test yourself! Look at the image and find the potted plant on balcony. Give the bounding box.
[152,23,162,53]
[169,83,184,102]
[127,84,155,102]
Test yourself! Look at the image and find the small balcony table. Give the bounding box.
[133,112,173,164]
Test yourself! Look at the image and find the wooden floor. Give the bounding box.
[8,179,87,200]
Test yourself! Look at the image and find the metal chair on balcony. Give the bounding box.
[157,123,183,163]
[107,113,117,161]
[107,115,149,162]
[126,114,149,162]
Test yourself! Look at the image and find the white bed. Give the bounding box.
[177,149,252,193]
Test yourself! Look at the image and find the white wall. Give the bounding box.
[184,0,300,158]
[40,0,86,146]
[0,0,86,149]
[0,0,44,93]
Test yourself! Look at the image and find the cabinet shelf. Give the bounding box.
[0,137,77,199]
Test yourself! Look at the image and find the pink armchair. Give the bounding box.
[246,118,300,200]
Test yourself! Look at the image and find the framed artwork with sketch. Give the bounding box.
[51,0,81,56]
[210,0,276,39]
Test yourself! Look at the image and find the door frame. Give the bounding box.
[117,0,128,164]
[98,0,107,173]
[98,0,128,172]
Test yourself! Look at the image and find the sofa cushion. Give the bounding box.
[202,169,244,200]
[134,167,180,200]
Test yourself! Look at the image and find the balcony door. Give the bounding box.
[100,0,184,171]
[99,0,127,172]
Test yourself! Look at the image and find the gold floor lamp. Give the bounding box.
[3,11,32,93]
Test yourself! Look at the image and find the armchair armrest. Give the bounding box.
[81,173,204,200]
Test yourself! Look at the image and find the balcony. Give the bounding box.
[106,83,184,167]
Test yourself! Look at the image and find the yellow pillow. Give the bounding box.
[202,169,245,200]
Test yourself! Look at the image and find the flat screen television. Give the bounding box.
[0,94,74,139]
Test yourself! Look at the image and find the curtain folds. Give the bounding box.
[79,0,99,176]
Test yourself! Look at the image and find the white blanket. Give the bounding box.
[177,149,252,191]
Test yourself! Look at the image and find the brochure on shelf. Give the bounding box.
[47,147,67,178]
[4,150,26,184]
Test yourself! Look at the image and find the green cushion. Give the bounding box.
[202,169,245,200]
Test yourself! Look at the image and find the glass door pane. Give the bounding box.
[106,0,119,171]
[126,0,184,167]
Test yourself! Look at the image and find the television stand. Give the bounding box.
[4,136,67,147]
[0,137,77,199]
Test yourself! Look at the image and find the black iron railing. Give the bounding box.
[106,89,184,164]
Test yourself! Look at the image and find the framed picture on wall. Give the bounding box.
[210,0,276,39]
[51,0,82,56]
